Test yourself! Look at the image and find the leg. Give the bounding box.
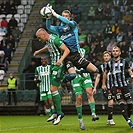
[107,99,115,125]
[49,85,64,125]
[86,88,99,121]
[76,94,85,130]
[44,99,52,117]
[63,61,76,83]
[114,88,133,128]
[86,62,98,73]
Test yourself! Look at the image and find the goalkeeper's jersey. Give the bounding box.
[46,34,63,65]
[35,65,50,92]
[46,17,80,52]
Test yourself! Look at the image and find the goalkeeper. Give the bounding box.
[40,4,99,84]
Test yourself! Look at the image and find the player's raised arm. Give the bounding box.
[33,46,48,56]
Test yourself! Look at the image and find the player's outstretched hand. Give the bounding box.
[46,3,59,18]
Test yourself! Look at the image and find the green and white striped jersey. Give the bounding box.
[46,34,63,65]
[35,65,51,92]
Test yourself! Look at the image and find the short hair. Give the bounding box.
[112,46,121,51]
[62,10,71,17]
[103,51,111,56]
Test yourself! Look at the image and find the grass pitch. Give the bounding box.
[0,115,133,133]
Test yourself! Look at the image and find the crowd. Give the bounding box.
[0,0,22,82]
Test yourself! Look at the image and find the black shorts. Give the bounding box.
[65,52,90,70]
[109,86,132,101]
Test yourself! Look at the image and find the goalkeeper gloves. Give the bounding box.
[46,3,59,18]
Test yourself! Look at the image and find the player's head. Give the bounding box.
[36,28,49,43]
[112,46,121,59]
[103,51,111,63]
[62,10,71,20]
[41,56,47,66]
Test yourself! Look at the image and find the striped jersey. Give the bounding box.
[35,65,50,92]
[106,58,129,89]
[46,34,63,65]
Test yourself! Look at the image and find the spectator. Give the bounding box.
[0,50,5,63]
[85,32,95,46]
[126,31,132,44]
[8,0,17,15]
[120,0,129,17]
[71,4,82,23]
[88,41,97,63]
[119,20,128,36]
[110,8,119,21]
[3,44,12,64]
[112,22,120,38]
[127,22,132,32]
[106,39,117,52]
[122,11,132,24]
[0,0,8,14]
[112,0,120,11]
[8,16,18,32]
[103,22,113,39]
[0,17,8,34]
[6,34,16,52]
[95,4,104,20]
[120,40,130,59]
[95,40,107,62]
[22,60,37,80]
[103,4,111,20]
[11,27,21,43]
[22,60,37,90]
[88,6,95,21]
[116,31,125,46]
[95,31,104,43]
[7,73,17,105]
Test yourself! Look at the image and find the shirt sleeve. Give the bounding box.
[46,19,59,35]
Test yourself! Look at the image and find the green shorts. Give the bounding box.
[40,90,52,101]
[50,64,65,86]
[72,75,94,96]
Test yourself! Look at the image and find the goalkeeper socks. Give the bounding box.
[108,105,113,120]
[76,106,82,119]
[89,102,96,114]
[52,91,62,114]
[63,73,76,83]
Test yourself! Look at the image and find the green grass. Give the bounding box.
[0,115,133,133]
